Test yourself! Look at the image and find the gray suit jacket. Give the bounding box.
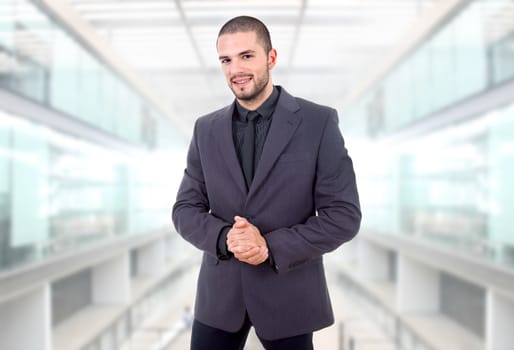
[172,87,361,340]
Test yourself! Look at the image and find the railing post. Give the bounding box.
[339,321,345,350]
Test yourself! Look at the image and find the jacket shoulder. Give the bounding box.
[295,97,334,111]
[198,104,231,123]
[294,97,338,124]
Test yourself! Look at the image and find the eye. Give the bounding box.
[220,58,230,64]
[242,54,253,60]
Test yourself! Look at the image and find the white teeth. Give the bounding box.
[233,78,250,84]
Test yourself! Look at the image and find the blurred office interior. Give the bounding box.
[1,0,514,349]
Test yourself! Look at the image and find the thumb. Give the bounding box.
[233,216,249,227]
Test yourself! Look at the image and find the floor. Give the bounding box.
[120,254,398,350]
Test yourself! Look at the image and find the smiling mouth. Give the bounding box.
[232,76,252,87]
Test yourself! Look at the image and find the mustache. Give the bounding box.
[230,74,253,81]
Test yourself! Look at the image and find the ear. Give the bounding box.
[267,48,277,69]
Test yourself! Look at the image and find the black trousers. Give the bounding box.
[190,316,314,350]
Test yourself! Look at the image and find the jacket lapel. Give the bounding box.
[212,103,247,195]
[248,89,301,198]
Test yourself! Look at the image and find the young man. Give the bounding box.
[172,15,361,350]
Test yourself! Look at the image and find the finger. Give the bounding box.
[242,249,269,265]
[254,247,269,260]
[226,229,247,241]
[228,238,252,249]
[228,243,252,254]
[237,246,268,262]
[228,238,253,247]
[252,247,269,263]
[234,246,260,260]
[234,246,265,261]
[227,235,254,247]
[227,227,246,236]
[229,244,252,254]
[228,233,255,248]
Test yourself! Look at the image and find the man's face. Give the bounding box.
[217,31,276,106]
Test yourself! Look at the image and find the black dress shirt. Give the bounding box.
[217,86,280,259]
[233,86,280,179]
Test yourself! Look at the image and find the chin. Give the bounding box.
[233,89,256,101]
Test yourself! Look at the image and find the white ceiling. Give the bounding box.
[66,0,439,130]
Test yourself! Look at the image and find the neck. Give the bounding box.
[237,82,273,110]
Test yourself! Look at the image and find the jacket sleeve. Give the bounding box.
[264,109,361,273]
[172,119,230,257]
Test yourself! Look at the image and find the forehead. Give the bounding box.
[217,31,262,54]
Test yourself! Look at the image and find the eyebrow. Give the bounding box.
[218,49,256,60]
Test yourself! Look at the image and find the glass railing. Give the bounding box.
[343,0,514,138]
[353,101,514,268]
[0,109,184,272]
[0,0,180,149]
[343,0,514,270]
[0,0,186,273]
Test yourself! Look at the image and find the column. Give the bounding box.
[397,254,439,312]
[136,239,165,277]
[358,240,390,281]
[92,253,130,304]
[486,290,514,350]
[0,285,51,350]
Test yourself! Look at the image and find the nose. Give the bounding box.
[228,58,245,77]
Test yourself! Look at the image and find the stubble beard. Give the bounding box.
[230,69,270,103]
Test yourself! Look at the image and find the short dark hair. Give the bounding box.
[217,16,272,53]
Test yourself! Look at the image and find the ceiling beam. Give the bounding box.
[174,0,205,68]
[287,0,307,68]
[89,16,366,28]
[173,0,222,97]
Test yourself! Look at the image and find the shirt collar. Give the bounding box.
[235,86,280,122]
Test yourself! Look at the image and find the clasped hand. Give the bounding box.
[226,216,269,265]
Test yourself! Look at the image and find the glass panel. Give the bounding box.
[48,134,122,251]
[429,22,455,112]
[357,101,514,268]
[78,51,101,125]
[0,108,181,272]
[484,0,514,84]
[0,1,15,50]
[0,0,185,273]
[115,86,141,143]
[453,1,487,98]
[487,103,514,265]
[97,65,115,132]
[383,60,414,132]
[411,45,432,119]
[0,0,182,150]
[0,1,15,89]
[0,111,11,268]
[10,0,52,101]
[11,118,49,251]
[401,128,487,248]
[50,30,80,116]
[344,0,514,270]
